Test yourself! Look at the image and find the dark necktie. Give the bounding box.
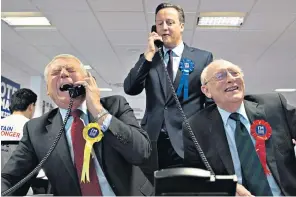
[71,110,103,196]
[167,50,174,82]
[229,113,273,196]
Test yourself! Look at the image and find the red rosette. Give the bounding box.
[250,120,272,175]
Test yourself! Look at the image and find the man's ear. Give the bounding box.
[180,23,184,33]
[201,85,212,98]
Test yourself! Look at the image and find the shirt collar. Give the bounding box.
[217,102,248,126]
[162,42,184,57]
[59,100,87,121]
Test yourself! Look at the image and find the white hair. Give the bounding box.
[200,59,243,85]
[44,54,87,81]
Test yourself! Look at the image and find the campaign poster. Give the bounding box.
[1,76,20,118]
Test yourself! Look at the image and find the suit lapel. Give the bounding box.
[155,51,167,98]
[45,111,81,194]
[244,100,281,185]
[209,108,235,174]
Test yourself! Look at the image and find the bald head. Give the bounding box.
[201,59,242,85]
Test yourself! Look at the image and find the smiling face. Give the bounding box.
[201,60,245,111]
[46,57,87,109]
[155,7,184,49]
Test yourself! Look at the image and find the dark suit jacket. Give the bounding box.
[1,95,153,196]
[124,43,213,181]
[183,93,296,196]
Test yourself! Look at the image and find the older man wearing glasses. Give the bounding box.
[183,59,296,196]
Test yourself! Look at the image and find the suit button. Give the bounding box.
[164,107,168,110]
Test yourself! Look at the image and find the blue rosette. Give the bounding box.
[176,58,195,101]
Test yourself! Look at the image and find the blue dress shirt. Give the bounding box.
[217,103,281,196]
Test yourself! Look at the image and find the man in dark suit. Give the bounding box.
[183,59,296,196]
[124,3,213,183]
[1,54,152,196]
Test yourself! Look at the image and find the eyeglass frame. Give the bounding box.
[204,69,243,85]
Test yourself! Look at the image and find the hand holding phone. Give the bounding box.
[144,25,163,61]
[151,25,163,48]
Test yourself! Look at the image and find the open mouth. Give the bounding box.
[59,84,73,91]
[225,86,239,92]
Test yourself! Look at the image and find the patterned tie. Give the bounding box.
[229,113,273,196]
[71,109,103,196]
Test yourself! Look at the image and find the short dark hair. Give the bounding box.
[9,88,37,113]
[155,3,185,23]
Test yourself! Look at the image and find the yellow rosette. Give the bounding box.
[81,122,104,183]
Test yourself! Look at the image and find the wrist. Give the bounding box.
[93,107,109,124]
[144,51,155,62]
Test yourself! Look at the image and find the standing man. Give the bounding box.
[124,3,213,183]
[1,54,152,196]
[1,88,37,167]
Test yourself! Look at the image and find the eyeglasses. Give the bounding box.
[204,69,241,85]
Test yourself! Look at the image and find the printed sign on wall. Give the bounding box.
[1,76,20,118]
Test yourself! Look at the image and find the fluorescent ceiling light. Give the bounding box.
[198,16,244,27]
[1,16,51,26]
[197,12,245,28]
[274,89,296,92]
[99,88,112,92]
[84,65,92,70]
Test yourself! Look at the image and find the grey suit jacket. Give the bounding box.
[183,93,296,196]
[1,95,153,196]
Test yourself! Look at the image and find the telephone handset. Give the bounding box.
[151,25,164,48]
[60,84,86,98]
[151,25,215,175]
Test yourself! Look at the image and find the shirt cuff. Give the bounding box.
[101,114,112,132]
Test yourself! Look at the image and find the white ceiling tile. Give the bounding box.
[256,30,296,68]
[3,43,50,73]
[1,50,41,76]
[88,0,144,11]
[16,29,69,46]
[32,0,90,11]
[106,30,147,45]
[147,12,197,30]
[1,0,38,12]
[252,0,296,14]
[1,22,26,46]
[242,13,296,31]
[199,0,255,12]
[192,29,239,47]
[43,12,106,43]
[113,45,146,69]
[95,12,147,30]
[145,0,200,12]
[36,46,83,60]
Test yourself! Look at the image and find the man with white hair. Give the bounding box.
[1,54,152,196]
[183,59,296,196]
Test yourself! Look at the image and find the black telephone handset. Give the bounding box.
[60,84,86,98]
[151,25,163,48]
[68,85,86,98]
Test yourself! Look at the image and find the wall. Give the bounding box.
[1,62,30,88]
[1,62,55,118]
